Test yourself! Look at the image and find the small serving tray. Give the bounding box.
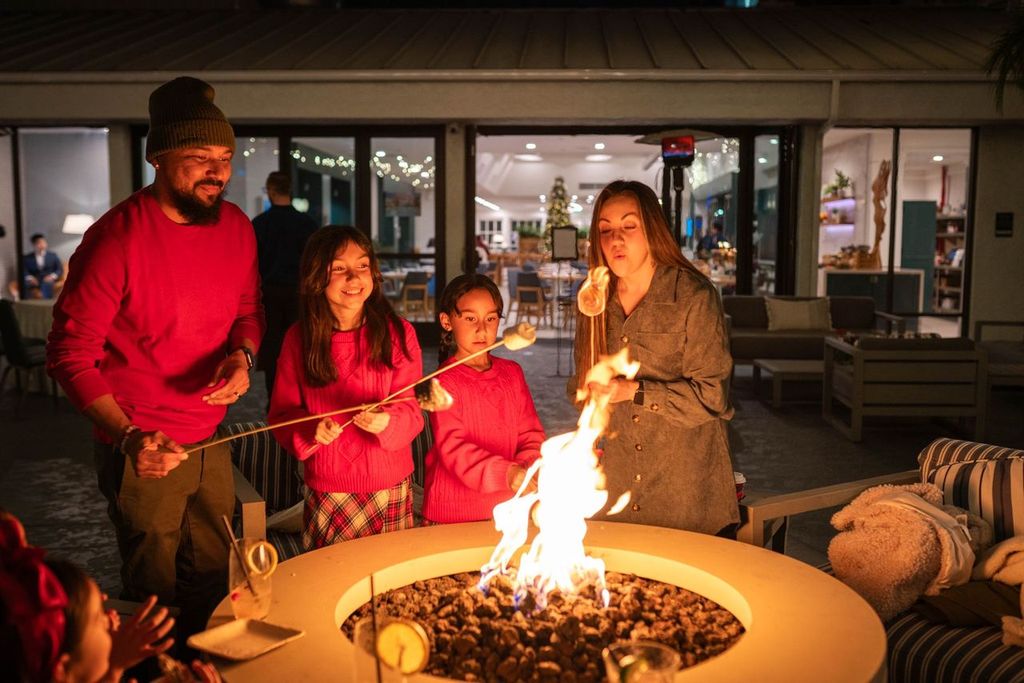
[187,619,305,661]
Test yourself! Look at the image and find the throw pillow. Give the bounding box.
[926,457,1024,542]
[918,437,1024,475]
[764,297,832,331]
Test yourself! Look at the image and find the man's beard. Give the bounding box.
[170,180,227,225]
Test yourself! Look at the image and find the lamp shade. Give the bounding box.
[62,214,94,235]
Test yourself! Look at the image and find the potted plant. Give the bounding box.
[517,224,542,254]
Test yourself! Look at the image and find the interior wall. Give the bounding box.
[969,125,1024,333]
[18,128,110,268]
[0,134,15,296]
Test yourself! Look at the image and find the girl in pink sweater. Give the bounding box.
[422,274,546,524]
[269,226,424,550]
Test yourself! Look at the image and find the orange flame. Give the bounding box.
[480,347,639,608]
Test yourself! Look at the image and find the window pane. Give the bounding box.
[817,129,894,308]
[894,129,971,335]
[687,136,739,295]
[290,137,355,227]
[754,134,779,294]
[18,127,110,299]
[370,137,436,258]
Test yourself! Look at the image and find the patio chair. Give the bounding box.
[513,271,552,327]
[0,299,57,412]
[398,271,431,320]
[738,437,1024,683]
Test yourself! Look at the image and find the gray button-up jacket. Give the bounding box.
[572,264,738,534]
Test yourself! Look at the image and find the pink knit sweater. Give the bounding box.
[269,320,424,494]
[422,356,545,524]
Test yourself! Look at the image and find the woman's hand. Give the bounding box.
[315,417,343,445]
[586,378,639,403]
[107,595,175,676]
[353,409,390,434]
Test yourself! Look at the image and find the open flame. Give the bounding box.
[480,347,639,609]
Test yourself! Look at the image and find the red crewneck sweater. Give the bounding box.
[47,188,264,444]
[422,356,545,524]
[269,321,424,494]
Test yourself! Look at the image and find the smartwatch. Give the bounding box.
[231,346,255,371]
[633,379,645,406]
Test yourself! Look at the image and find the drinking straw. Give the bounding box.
[220,515,256,596]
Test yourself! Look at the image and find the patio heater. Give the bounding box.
[661,135,695,246]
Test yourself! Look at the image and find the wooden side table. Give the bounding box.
[752,359,824,408]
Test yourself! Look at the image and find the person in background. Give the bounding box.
[570,180,737,536]
[270,226,423,550]
[697,219,724,255]
[23,233,63,299]
[421,274,545,525]
[252,171,319,401]
[0,511,219,683]
[47,76,265,645]
[474,235,491,264]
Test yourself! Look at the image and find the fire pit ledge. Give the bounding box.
[208,521,886,683]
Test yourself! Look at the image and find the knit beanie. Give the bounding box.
[145,77,235,161]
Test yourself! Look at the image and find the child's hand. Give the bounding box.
[188,660,222,683]
[315,417,343,445]
[108,595,175,674]
[507,464,537,494]
[353,409,390,434]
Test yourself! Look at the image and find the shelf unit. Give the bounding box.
[934,215,966,313]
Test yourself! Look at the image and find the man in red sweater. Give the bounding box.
[47,77,264,640]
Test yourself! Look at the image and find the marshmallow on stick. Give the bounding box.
[577,266,610,318]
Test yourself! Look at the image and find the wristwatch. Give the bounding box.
[633,379,645,406]
[231,346,255,371]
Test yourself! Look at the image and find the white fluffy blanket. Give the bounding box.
[829,483,992,622]
[972,535,1024,647]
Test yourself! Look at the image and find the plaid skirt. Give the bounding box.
[302,477,413,551]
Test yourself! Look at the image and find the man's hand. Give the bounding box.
[44,273,58,283]
[353,409,390,434]
[25,274,38,286]
[202,350,250,405]
[315,417,343,445]
[124,430,187,479]
[107,595,175,677]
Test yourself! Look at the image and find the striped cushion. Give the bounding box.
[226,422,303,514]
[267,529,304,562]
[918,438,1024,475]
[927,458,1024,542]
[820,564,1024,681]
[888,611,1024,683]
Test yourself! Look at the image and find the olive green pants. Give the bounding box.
[94,435,234,638]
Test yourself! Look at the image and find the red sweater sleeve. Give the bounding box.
[512,364,546,467]
[229,240,265,353]
[268,326,319,459]
[430,401,517,495]
[47,221,126,410]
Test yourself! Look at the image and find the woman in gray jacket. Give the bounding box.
[571,180,738,535]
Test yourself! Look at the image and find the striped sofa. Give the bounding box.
[227,417,434,561]
[740,438,1024,682]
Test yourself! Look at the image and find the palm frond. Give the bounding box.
[986,12,1024,110]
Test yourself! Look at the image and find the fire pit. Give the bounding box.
[207,520,886,682]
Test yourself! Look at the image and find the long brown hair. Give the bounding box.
[298,225,411,386]
[435,273,504,365]
[572,180,707,390]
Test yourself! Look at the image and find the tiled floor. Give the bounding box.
[2,339,1022,598]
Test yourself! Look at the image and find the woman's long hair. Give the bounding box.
[572,180,708,391]
[435,273,504,365]
[298,225,411,386]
